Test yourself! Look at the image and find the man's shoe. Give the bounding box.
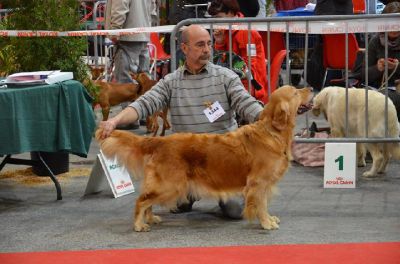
[219,199,243,219]
[170,197,196,213]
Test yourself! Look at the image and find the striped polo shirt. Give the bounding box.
[129,62,263,134]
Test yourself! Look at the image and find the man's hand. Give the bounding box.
[97,107,140,139]
[377,58,399,72]
[213,29,225,45]
[98,118,118,140]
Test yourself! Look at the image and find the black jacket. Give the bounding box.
[314,0,354,15]
[379,0,399,4]
[237,0,260,17]
[358,34,400,88]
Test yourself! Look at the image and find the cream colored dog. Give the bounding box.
[312,86,400,177]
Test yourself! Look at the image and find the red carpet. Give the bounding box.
[1,242,399,264]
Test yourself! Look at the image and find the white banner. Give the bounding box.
[0,16,399,37]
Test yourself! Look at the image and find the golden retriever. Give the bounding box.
[96,85,312,232]
[312,86,400,177]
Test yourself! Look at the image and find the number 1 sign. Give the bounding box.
[324,143,356,188]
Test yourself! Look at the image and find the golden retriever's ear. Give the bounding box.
[311,93,322,116]
[272,101,290,131]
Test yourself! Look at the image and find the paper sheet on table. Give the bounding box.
[6,70,73,85]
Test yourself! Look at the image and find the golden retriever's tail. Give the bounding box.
[95,128,150,179]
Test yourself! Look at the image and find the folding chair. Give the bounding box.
[260,31,286,63]
[265,49,287,102]
[148,32,171,80]
[352,0,366,14]
[322,33,360,87]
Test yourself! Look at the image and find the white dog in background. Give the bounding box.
[312,86,400,177]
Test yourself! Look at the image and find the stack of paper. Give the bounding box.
[6,70,73,85]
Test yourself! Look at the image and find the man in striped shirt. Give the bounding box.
[99,25,263,219]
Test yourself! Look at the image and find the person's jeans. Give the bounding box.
[113,41,150,83]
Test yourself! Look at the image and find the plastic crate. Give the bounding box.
[276,7,314,17]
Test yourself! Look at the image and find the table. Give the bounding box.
[0,80,96,200]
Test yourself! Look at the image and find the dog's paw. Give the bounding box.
[269,215,280,224]
[148,215,162,225]
[357,160,366,167]
[134,223,151,232]
[362,170,378,178]
[261,220,280,230]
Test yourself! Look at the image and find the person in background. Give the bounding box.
[357,2,400,89]
[208,0,269,103]
[379,0,400,4]
[314,0,353,15]
[151,0,161,26]
[99,25,264,219]
[105,0,151,82]
[305,0,354,91]
[105,0,152,129]
[274,0,309,11]
[168,0,209,24]
[356,2,400,121]
[257,0,267,17]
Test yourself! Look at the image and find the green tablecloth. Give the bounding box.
[0,80,96,157]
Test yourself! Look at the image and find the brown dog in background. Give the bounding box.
[89,65,105,80]
[131,72,170,136]
[93,80,140,121]
[96,85,313,232]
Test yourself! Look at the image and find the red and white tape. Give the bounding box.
[0,17,398,37]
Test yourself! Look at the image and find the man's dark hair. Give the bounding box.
[237,0,260,17]
[207,0,241,16]
[382,1,400,13]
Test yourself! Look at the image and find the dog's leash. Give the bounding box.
[379,61,399,91]
[105,44,118,82]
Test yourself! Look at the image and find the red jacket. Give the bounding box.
[214,13,268,103]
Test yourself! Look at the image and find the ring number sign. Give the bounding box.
[324,143,356,188]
